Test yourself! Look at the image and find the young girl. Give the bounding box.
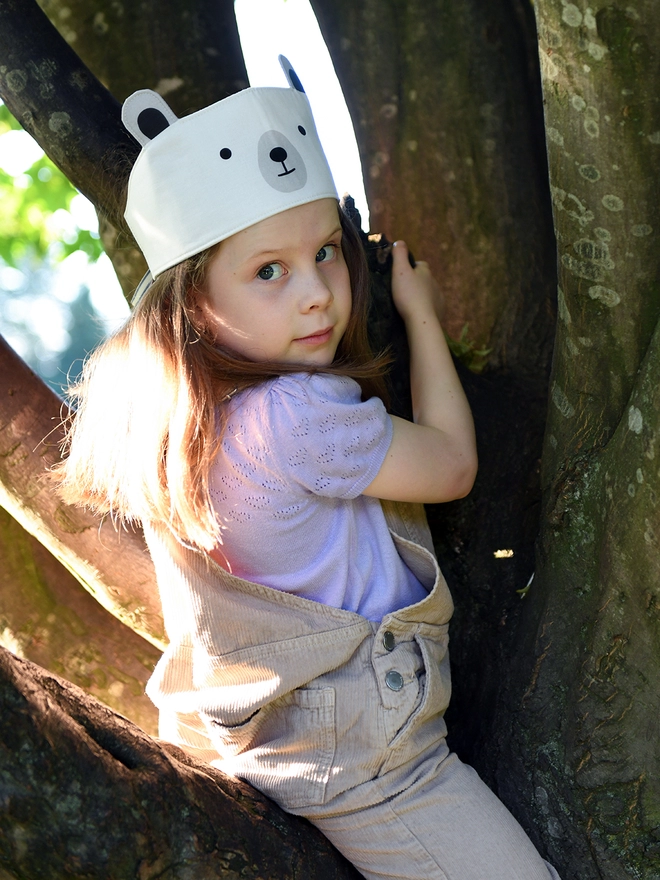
[58,57,560,880]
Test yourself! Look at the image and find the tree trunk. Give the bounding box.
[0,647,360,879]
[310,0,557,374]
[491,3,660,877]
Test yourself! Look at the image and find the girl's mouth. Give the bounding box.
[295,327,334,345]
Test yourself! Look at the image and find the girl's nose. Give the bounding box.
[300,270,333,311]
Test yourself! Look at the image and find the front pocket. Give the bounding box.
[202,686,336,810]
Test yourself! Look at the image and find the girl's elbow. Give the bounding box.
[448,456,478,500]
[452,476,475,500]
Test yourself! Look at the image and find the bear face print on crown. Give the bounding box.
[122,56,338,278]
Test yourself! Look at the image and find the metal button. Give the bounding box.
[385,670,404,691]
[382,630,395,652]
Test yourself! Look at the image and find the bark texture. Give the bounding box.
[36,0,248,112]
[492,3,660,877]
[310,0,557,374]
[0,647,360,879]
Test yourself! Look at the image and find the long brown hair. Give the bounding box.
[56,204,390,549]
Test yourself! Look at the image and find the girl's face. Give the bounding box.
[198,198,352,367]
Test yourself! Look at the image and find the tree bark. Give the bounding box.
[0,647,360,879]
[492,3,660,877]
[36,0,248,112]
[310,0,557,375]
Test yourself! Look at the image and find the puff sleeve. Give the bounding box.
[261,373,393,499]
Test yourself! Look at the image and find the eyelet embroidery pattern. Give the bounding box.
[262,477,287,493]
[221,473,244,493]
[210,486,228,504]
[319,413,336,433]
[291,417,310,438]
[244,494,269,510]
[273,503,302,520]
[232,507,253,523]
[235,459,257,478]
[316,443,336,464]
[288,449,309,468]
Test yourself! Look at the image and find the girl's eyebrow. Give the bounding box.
[246,226,343,263]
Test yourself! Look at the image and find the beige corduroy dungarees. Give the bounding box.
[145,501,560,880]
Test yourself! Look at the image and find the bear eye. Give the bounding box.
[298,125,306,136]
[220,148,232,160]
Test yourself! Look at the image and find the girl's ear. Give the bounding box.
[278,55,306,93]
[122,89,179,147]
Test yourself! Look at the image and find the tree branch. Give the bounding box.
[0,334,165,648]
[0,647,361,879]
[0,0,138,229]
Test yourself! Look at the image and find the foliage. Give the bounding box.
[445,325,491,374]
[0,104,103,269]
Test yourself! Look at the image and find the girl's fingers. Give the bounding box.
[392,240,412,273]
[393,240,423,271]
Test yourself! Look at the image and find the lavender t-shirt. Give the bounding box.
[209,373,427,621]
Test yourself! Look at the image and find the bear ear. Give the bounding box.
[278,55,305,94]
[122,89,179,147]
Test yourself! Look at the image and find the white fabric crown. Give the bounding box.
[122,56,338,278]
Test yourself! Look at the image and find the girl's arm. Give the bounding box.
[363,240,478,504]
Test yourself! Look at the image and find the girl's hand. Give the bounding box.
[391,240,446,325]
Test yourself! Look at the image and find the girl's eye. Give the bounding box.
[257,263,284,281]
[316,244,337,263]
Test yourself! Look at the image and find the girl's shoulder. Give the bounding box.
[227,372,389,453]
[237,372,362,414]
[272,372,361,403]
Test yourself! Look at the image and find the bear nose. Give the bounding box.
[269,146,288,163]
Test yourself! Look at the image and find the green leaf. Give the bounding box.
[0,103,23,134]
[446,324,492,373]
[0,106,103,269]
